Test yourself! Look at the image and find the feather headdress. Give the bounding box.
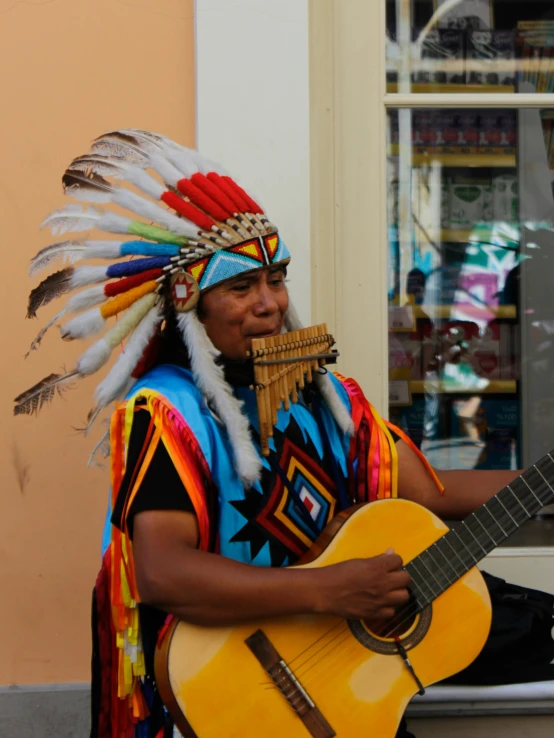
[16,129,292,484]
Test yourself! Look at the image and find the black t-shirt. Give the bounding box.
[111,406,194,538]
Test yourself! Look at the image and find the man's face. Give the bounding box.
[199,266,289,360]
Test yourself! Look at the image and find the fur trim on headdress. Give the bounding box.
[176,310,262,486]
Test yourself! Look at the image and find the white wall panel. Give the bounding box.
[195,0,311,322]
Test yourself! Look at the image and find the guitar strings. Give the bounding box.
[264,450,553,693]
[259,620,352,688]
[261,499,525,694]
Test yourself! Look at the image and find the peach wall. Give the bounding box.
[0,0,195,685]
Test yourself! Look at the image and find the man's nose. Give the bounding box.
[253,283,279,314]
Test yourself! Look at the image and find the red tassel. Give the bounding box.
[190,173,239,217]
[176,179,230,222]
[161,190,215,231]
[206,172,248,212]
[104,269,163,298]
[222,176,263,214]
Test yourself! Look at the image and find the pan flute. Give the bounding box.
[248,324,337,456]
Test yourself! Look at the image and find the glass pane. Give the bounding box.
[386,0,554,93]
[386,107,554,528]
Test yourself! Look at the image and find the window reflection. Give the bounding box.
[386,0,554,93]
[387,107,554,474]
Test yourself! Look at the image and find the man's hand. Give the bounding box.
[315,551,411,627]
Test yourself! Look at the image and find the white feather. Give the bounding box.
[76,337,112,375]
[25,307,67,357]
[98,212,133,235]
[284,300,304,332]
[163,148,200,179]
[177,311,262,485]
[147,154,182,187]
[113,189,199,239]
[87,377,138,438]
[66,284,107,313]
[114,129,164,151]
[284,299,353,435]
[61,307,105,340]
[87,427,111,468]
[94,304,163,409]
[191,151,227,176]
[40,205,105,235]
[29,240,88,276]
[69,155,129,177]
[65,181,114,204]
[85,242,124,259]
[91,138,150,166]
[122,168,165,200]
[70,265,109,288]
[316,372,355,437]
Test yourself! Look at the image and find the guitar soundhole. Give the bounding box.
[348,605,432,655]
[363,611,416,638]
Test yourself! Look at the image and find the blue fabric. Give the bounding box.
[113,365,353,567]
[101,488,112,557]
[120,241,181,257]
[106,256,172,278]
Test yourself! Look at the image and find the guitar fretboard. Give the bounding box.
[405,452,554,611]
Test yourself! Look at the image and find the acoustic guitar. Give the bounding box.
[155,454,554,737]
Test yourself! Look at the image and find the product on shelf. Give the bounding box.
[516,22,554,92]
[497,111,517,153]
[467,30,515,87]
[436,0,492,31]
[449,173,491,228]
[413,110,437,154]
[434,111,459,153]
[455,112,480,154]
[492,173,518,222]
[414,29,465,85]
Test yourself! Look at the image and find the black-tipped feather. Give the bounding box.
[27,267,74,318]
[69,155,128,177]
[13,371,78,416]
[62,170,114,202]
[91,132,151,165]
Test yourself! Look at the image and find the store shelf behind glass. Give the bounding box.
[389,149,516,167]
[412,305,517,320]
[386,83,515,94]
[409,379,517,394]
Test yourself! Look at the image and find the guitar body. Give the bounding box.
[155,500,492,738]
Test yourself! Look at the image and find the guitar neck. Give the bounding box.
[405,452,554,610]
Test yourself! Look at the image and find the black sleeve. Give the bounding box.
[111,406,195,538]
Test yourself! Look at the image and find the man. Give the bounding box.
[16,130,522,738]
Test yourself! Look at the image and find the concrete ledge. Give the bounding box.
[0,683,90,738]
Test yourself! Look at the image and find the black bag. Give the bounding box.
[444,571,554,686]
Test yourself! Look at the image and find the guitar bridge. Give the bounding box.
[245,629,336,738]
